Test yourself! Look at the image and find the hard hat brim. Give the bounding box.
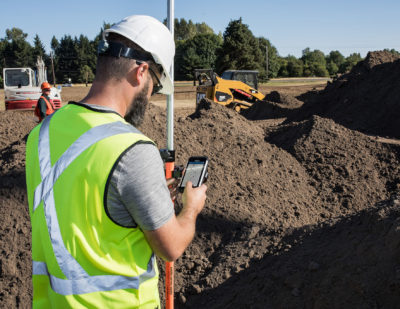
[158,69,173,95]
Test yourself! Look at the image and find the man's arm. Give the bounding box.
[107,143,207,261]
[143,182,207,262]
[38,98,47,119]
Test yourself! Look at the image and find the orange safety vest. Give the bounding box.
[35,95,56,122]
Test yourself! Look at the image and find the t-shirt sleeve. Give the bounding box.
[109,142,174,231]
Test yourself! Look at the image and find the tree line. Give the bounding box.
[1,18,399,87]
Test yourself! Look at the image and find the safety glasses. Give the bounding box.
[136,61,163,96]
[148,66,163,96]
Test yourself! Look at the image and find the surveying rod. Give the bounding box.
[165,1,175,308]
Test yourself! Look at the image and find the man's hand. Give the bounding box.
[143,180,207,261]
[182,181,207,217]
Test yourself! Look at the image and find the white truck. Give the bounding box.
[3,56,62,110]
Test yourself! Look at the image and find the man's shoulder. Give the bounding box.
[113,143,161,180]
[120,142,160,165]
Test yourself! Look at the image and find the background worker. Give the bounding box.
[26,15,207,308]
[34,82,55,122]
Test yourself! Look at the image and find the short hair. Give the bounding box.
[95,32,154,82]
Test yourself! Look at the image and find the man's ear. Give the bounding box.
[134,62,149,86]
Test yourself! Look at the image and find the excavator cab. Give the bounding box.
[221,70,259,90]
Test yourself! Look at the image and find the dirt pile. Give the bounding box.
[142,100,327,230]
[0,111,35,307]
[192,193,400,309]
[139,99,400,308]
[241,91,303,120]
[265,90,303,107]
[295,50,400,139]
[265,115,400,216]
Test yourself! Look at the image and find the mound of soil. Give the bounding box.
[241,91,303,121]
[265,115,400,216]
[0,111,36,307]
[139,99,400,308]
[142,100,326,230]
[191,193,400,309]
[265,90,303,107]
[295,50,400,139]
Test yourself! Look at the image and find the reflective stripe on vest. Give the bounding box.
[33,256,156,295]
[41,95,56,113]
[32,114,156,295]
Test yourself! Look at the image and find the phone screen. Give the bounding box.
[180,159,207,189]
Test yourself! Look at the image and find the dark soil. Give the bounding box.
[1,51,400,308]
[293,51,400,139]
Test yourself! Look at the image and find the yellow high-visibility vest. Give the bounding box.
[26,103,160,308]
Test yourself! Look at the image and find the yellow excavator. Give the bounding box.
[194,69,266,112]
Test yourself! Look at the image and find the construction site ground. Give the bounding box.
[1,52,400,308]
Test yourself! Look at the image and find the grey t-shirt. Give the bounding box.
[106,143,174,230]
[72,102,174,230]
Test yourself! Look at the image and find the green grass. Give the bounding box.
[261,77,331,87]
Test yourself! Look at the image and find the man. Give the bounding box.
[34,82,55,122]
[26,15,207,308]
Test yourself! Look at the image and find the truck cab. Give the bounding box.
[3,64,62,110]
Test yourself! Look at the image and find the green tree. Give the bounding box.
[173,18,197,41]
[76,34,96,77]
[311,63,329,77]
[257,37,280,79]
[326,50,345,74]
[172,18,214,42]
[50,36,60,84]
[54,35,79,83]
[301,48,328,76]
[277,57,289,77]
[175,33,222,80]
[51,36,59,52]
[216,18,262,74]
[326,61,339,76]
[340,53,363,73]
[195,22,214,35]
[286,55,303,77]
[80,65,94,86]
[32,34,46,59]
[277,56,304,77]
[3,28,33,67]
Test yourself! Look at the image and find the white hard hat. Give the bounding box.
[104,15,175,95]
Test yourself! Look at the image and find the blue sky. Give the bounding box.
[1,0,399,58]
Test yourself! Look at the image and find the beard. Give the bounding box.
[124,78,150,127]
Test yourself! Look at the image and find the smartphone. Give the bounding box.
[178,156,209,192]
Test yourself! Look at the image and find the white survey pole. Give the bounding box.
[167,0,174,151]
[165,2,175,309]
